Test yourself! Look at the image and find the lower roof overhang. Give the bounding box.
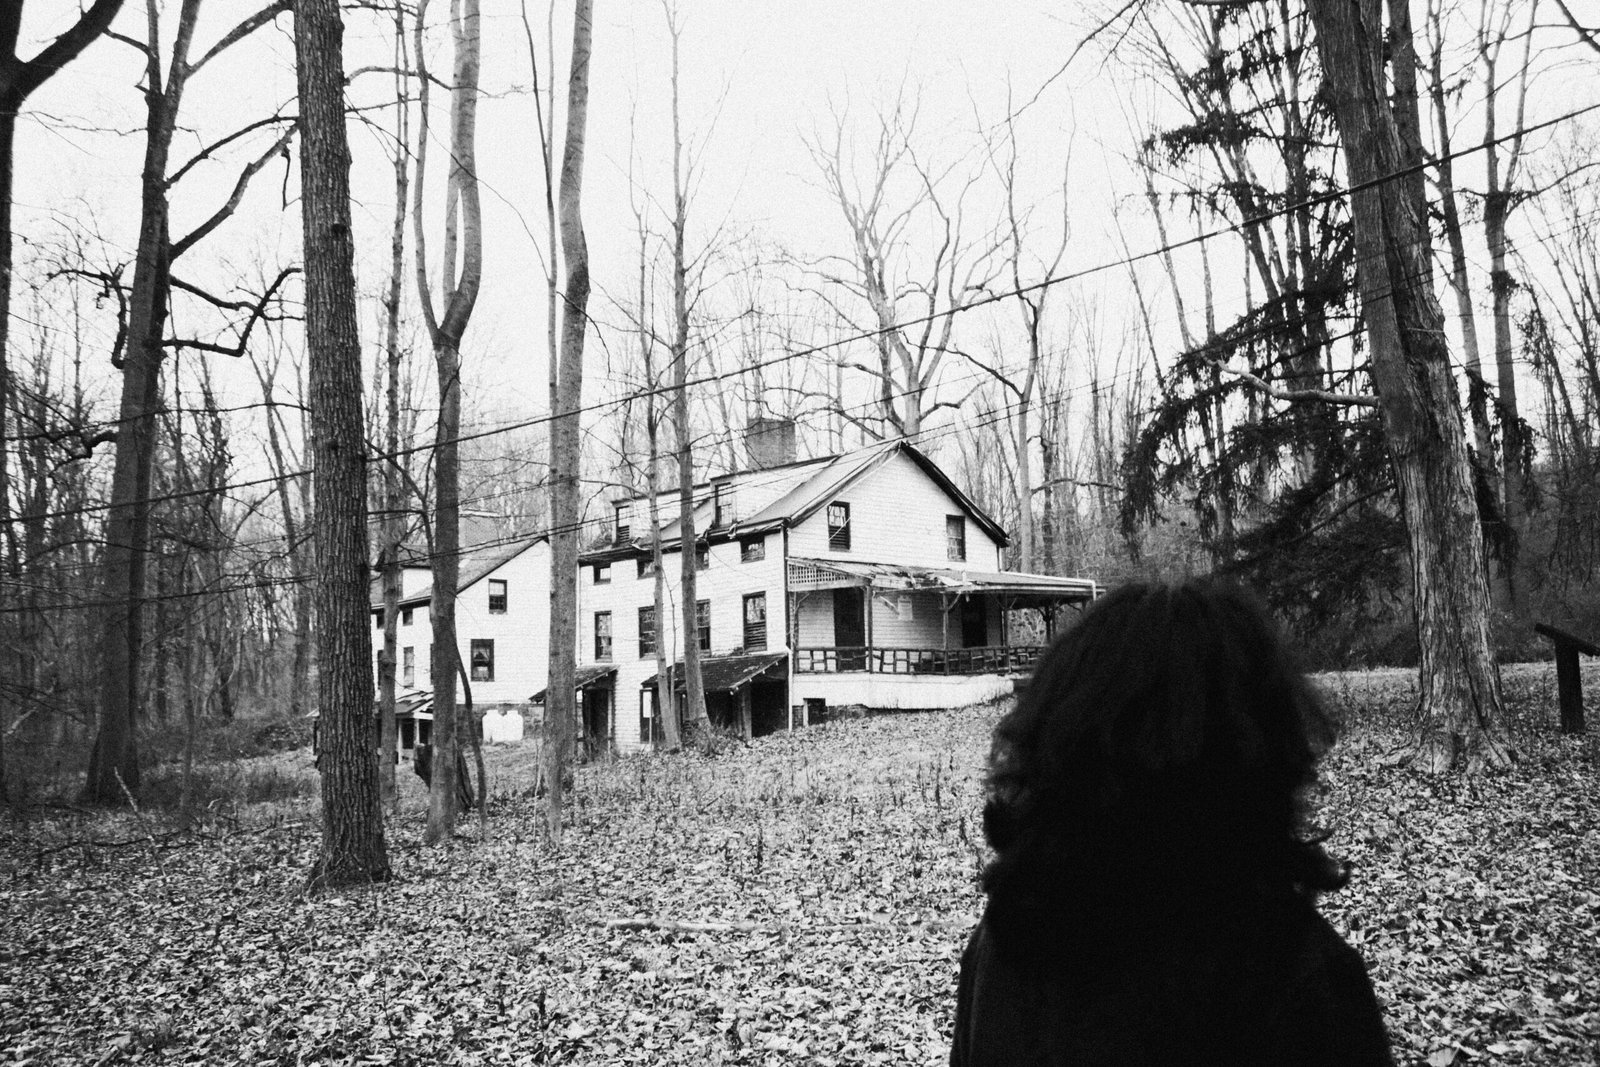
[641,651,788,693]
[530,664,618,704]
[786,557,1099,607]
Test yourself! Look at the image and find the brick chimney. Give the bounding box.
[744,416,797,470]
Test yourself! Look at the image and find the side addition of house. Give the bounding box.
[370,532,551,752]
[569,426,1098,754]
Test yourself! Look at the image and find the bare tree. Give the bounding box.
[84,0,295,804]
[1,10,128,793]
[663,5,712,749]
[804,95,1001,442]
[297,0,391,888]
[413,0,484,846]
[544,0,594,841]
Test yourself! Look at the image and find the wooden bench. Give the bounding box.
[1534,622,1599,734]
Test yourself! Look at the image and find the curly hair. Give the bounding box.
[981,580,1348,964]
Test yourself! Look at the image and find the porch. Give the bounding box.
[785,557,1097,698]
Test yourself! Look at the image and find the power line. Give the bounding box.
[5,99,1599,535]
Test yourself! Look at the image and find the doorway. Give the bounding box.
[833,587,866,670]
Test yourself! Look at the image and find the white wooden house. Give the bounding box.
[572,437,1098,754]
[369,533,550,752]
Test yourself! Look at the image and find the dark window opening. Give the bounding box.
[743,593,768,651]
[827,502,851,550]
[637,556,659,580]
[593,562,611,584]
[639,605,657,657]
[946,515,966,562]
[740,536,765,562]
[402,607,414,626]
[595,612,613,661]
[696,543,709,571]
[696,599,711,652]
[488,578,508,614]
[614,502,630,544]
[470,639,495,682]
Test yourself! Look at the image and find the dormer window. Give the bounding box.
[827,501,851,551]
[614,502,630,544]
[713,483,737,527]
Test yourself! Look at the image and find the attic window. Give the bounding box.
[488,578,508,613]
[614,502,630,544]
[827,502,851,551]
[714,484,736,527]
[638,556,659,580]
[593,563,611,584]
[740,536,765,562]
[946,515,966,562]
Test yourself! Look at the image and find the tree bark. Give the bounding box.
[1308,0,1510,772]
[296,0,390,888]
[544,0,593,842]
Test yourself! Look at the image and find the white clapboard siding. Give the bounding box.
[371,541,552,709]
[787,450,1003,569]
[578,533,787,752]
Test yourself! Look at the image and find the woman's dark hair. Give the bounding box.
[982,580,1347,958]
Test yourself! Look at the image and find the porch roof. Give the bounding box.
[787,556,1099,603]
[530,664,617,704]
[641,652,788,693]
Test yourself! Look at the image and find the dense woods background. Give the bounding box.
[1,0,1598,803]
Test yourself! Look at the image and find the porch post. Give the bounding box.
[739,685,753,740]
[941,593,950,675]
[864,580,875,672]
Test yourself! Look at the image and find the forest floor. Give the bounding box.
[2,663,1598,1066]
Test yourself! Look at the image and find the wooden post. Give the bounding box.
[1534,622,1597,735]
[739,685,752,740]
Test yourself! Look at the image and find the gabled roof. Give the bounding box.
[591,440,1008,559]
[371,532,548,610]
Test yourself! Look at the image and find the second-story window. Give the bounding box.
[946,515,967,562]
[743,593,767,651]
[402,607,414,626]
[594,612,613,661]
[593,562,611,584]
[638,605,657,657]
[827,501,851,550]
[488,578,508,613]
[402,647,415,687]
[740,536,765,562]
[696,543,709,570]
[696,599,711,652]
[637,556,659,580]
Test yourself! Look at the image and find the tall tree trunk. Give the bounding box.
[377,0,411,812]
[544,0,593,841]
[297,0,391,889]
[413,0,483,846]
[666,8,710,749]
[1309,0,1510,773]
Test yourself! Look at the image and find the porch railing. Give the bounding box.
[794,645,1044,676]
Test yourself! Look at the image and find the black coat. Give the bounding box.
[950,895,1393,1067]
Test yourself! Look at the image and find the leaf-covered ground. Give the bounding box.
[3,664,1597,1066]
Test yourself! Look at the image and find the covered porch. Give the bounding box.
[642,652,790,739]
[786,557,1098,682]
